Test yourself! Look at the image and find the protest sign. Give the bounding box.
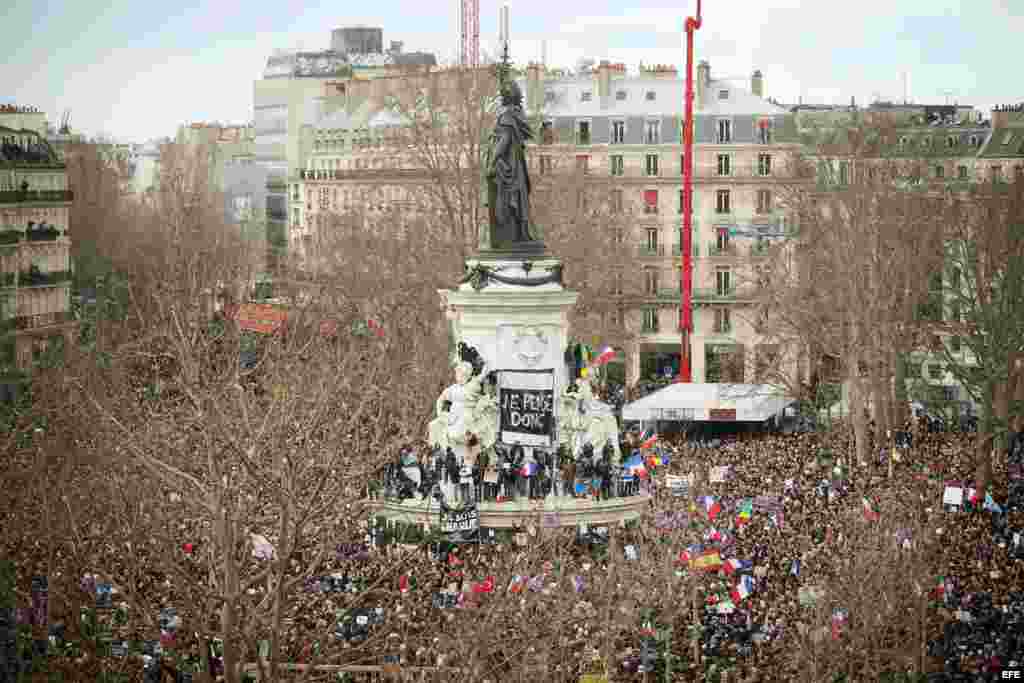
[753,496,782,514]
[500,371,555,446]
[440,505,480,534]
[942,483,963,507]
[710,466,733,483]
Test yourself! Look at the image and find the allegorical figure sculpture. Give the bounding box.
[486,80,538,248]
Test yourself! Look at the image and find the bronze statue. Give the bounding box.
[486,80,539,249]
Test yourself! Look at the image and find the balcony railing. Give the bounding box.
[750,240,772,256]
[0,190,74,204]
[637,245,664,257]
[671,244,700,257]
[17,269,72,287]
[641,324,660,334]
[2,310,75,333]
[694,286,738,301]
[707,243,738,257]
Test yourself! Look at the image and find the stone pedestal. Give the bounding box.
[440,254,578,404]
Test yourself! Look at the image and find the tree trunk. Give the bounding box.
[893,353,908,427]
[976,379,998,497]
[218,506,240,683]
[849,362,868,469]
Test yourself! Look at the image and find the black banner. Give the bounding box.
[500,388,554,437]
[440,505,480,533]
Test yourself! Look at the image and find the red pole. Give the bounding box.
[677,0,702,383]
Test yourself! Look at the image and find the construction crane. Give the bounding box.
[459,0,480,68]
[677,0,702,383]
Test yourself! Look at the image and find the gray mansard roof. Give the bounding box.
[520,75,787,119]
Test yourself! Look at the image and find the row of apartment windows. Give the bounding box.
[638,305,733,334]
[637,267,733,296]
[635,188,772,214]
[572,118,770,146]
[576,152,774,178]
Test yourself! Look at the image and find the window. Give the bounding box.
[717,119,732,144]
[935,165,944,179]
[540,155,553,175]
[991,165,1002,181]
[292,207,300,226]
[678,189,685,215]
[540,121,554,144]
[644,268,659,294]
[756,189,772,213]
[969,135,979,147]
[714,308,731,333]
[576,155,590,174]
[577,120,591,145]
[757,119,772,144]
[945,135,956,148]
[645,154,659,176]
[642,308,659,332]
[718,89,730,100]
[908,361,922,379]
[610,155,624,176]
[611,120,625,144]
[644,120,660,145]
[715,228,730,252]
[610,189,623,214]
[680,154,686,172]
[715,189,730,214]
[928,363,943,380]
[758,153,772,176]
[922,137,932,149]
[1016,165,1024,179]
[958,165,968,180]
[645,227,659,250]
[616,90,627,101]
[581,91,592,102]
[716,154,731,176]
[1002,131,1015,145]
[318,187,329,210]
[950,335,961,353]
[898,136,909,149]
[645,91,656,101]
[716,269,732,295]
[644,190,659,214]
[612,228,624,245]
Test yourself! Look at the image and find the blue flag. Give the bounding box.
[790,559,801,577]
[983,492,1002,514]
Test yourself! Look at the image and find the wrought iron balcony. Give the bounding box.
[0,190,74,204]
[671,244,700,257]
[637,244,664,257]
[17,269,72,287]
[694,286,738,301]
[707,243,739,258]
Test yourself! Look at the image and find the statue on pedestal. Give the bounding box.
[485,80,538,250]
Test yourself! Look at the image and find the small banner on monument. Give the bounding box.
[440,505,481,534]
[499,371,555,447]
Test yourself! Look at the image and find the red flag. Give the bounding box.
[472,576,495,594]
[182,543,194,555]
[399,574,410,593]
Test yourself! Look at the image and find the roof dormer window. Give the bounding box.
[718,89,729,100]
[616,90,627,101]
[581,91,592,102]
[969,134,980,147]
[645,91,656,101]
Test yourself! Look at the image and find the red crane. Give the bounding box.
[677,0,702,383]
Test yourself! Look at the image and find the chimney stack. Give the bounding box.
[696,60,710,109]
[751,69,763,98]
[526,62,544,115]
[596,60,612,109]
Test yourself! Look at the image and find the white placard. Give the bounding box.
[942,485,963,506]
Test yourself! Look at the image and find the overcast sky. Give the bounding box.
[3,0,1020,143]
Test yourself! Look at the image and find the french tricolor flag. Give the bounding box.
[593,345,616,366]
[700,496,722,521]
[722,558,751,575]
[638,429,659,450]
[730,574,755,603]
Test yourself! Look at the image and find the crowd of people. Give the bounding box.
[10,417,1022,682]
